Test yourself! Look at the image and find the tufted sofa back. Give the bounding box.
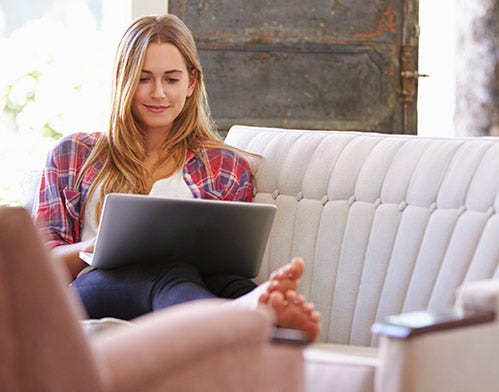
[225,125,499,346]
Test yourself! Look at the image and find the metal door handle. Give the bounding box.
[401,71,429,78]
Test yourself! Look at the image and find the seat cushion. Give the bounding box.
[304,343,378,392]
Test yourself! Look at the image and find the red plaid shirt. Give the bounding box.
[35,132,253,249]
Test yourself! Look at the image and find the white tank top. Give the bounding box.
[81,169,194,241]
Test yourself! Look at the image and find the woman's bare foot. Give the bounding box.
[262,290,320,341]
[258,257,320,341]
[233,257,320,341]
[265,256,304,295]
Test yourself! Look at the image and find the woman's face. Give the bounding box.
[132,42,196,136]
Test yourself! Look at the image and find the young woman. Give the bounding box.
[35,14,320,340]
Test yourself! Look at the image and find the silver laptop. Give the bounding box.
[79,193,276,278]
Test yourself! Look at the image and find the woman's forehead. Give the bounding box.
[142,42,188,72]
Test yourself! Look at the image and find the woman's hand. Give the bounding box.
[81,238,96,253]
[50,238,96,280]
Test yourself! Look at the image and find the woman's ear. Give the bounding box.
[187,69,197,97]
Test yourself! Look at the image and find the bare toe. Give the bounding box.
[303,302,315,314]
[258,291,270,305]
[271,257,304,281]
[268,291,287,309]
[267,257,305,295]
[293,294,305,306]
[285,291,305,307]
[267,290,320,341]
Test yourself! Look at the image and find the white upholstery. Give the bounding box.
[225,125,499,346]
[376,279,499,392]
[22,126,498,391]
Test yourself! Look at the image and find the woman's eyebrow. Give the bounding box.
[140,69,184,74]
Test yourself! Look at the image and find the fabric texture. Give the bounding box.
[71,261,256,319]
[304,343,378,391]
[35,132,253,249]
[225,125,499,346]
[0,207,102,391]
[377,282,499,392]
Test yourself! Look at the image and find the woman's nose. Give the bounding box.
[151,80,166,98]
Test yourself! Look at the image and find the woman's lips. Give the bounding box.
[145,104,168,113]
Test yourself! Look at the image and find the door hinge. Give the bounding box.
[400,45,428,104]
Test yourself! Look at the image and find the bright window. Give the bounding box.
[0,0,456,205]
[0,0,130,205]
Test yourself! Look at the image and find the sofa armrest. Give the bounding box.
[304,344,379,392]
[374,279,499,392]
[371,308,494,339]
[91,300,304,392]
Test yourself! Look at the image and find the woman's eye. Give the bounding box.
[139,77,150,83]
[165,78,179,84]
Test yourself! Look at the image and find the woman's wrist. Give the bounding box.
[50,239,95,279]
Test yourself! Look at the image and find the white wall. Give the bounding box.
[418,0,456,137]
[132,0,168,18]
[101,0,169,44]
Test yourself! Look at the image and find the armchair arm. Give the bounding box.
[374,279,499,392]
[304,344,379,392]
[91,300,304,392]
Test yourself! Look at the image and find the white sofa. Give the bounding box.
[23,125,498,391]
[225,125,499,392]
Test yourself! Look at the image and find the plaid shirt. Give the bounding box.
[35,132,253,249]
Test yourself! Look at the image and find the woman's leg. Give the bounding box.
[72,256,320,340]
[202,274,257,299]
[72,262,215,319]
[150,262,215,310]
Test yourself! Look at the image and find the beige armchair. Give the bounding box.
[0,207,303,392]
[375,280,498,392]
[304,280,498,392]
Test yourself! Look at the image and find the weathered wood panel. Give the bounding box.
[170,0,417,133]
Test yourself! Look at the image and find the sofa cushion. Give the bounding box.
[226,125,499,346]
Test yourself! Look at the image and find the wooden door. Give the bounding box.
[169,0,419,134]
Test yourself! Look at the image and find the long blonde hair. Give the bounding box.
[78,14,237,221]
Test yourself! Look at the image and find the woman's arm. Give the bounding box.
[50,238,95,279]
[35,133,101,278]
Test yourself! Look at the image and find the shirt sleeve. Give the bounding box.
[218,150,253,202]
[187,148,254,202]
[34,133,91,249]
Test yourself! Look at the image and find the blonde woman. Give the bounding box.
[36,14,319,341]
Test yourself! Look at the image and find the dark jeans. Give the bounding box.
[71,262,257,320]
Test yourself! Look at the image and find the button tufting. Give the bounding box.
[486,207,495,218]
[348,196,356,206]
[296,191,304,201]
[374,198,381,208]
[429,202,437,213]
[399,201,408,211]
[320,195,329,206]
[272,189,279,200]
